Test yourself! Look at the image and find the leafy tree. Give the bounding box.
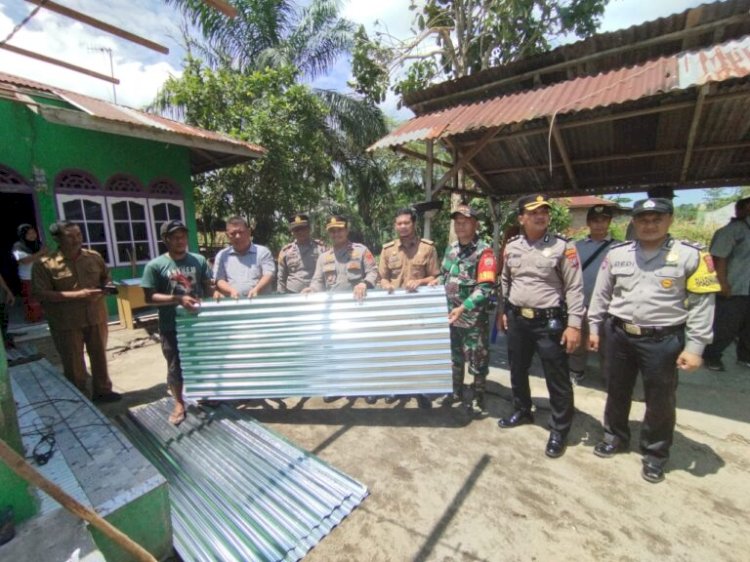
[702,187,740,211]
[351,0,609,101]
[160,0,390,247]
[155,61,333,245]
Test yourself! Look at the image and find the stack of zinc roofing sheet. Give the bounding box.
[176,287,453,400]
[118,400,368,562]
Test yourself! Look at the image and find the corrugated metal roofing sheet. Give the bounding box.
[372,35,750,150]
[0,71,266,164]
[118,400,369,562]
[176,288,453,400]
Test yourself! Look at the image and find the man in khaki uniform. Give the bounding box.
[306,215,378,299]
[277,213,326,293]
[380,207,440,409]
[32,221,120,402]
[380,207,440,293]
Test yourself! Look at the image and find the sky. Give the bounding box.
[0,0,716,203]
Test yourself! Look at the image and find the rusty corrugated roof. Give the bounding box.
[0,71,266,172]
[404,0,750,113]
[371,35,750,151]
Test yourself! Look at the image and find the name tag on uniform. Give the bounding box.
[521,307,535,319]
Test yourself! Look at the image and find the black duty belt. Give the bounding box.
[509,304,564,320]
[611,316,684,337]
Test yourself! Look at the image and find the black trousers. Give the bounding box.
[602,318,683,466]
[506,311,574,435]
[703,295,750,363]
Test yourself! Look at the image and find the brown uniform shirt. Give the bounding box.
[379,236,440,289]
[277,239,326,293]
[32,249,109,331]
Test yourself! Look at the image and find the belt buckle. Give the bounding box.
[521,307,535,319]
[623,322,642,336]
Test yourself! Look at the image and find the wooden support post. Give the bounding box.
[549,118,578,190]
[424,140,434,239]
[0,438,157,562]
[431,127,500,197]
[680,85,709,182]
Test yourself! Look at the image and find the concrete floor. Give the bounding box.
[17,321,750,561]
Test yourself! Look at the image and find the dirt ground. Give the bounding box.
[30,323,750,561]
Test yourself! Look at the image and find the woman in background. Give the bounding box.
[12,224,45,322]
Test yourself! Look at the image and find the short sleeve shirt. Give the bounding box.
[379,237,439,289]
[213,243,276,295]
[709,217,750,295]
[141,252,212,332]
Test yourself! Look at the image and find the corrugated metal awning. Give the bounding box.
[118,400,369,562]
[371,35,750,151]
[176,288,453,401]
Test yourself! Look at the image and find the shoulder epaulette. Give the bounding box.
[555,234,570,242]
[507,234,522,243]
[420,238,434,245]
[382,240,396,249]
[281,242,294,251]
[610,240,634,249]
[679,240,704,251]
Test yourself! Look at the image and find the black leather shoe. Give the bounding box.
[641,462,665,484]
[545,432,567,458]
[593,441,627,459]
[364,396,378,405]
[416,395,432,409]
[497,410,534,428]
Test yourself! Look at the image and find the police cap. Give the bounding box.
[517,194,551,214]
[325,214,348,230]
[289,213,310,230]
[632,198,674,216]
[587,205,614,220]
[450,204,479,220]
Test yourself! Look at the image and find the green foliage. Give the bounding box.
[348,26,390,103]
[702,187,741,211]
[351,0,609,103]
[156,60,332,246]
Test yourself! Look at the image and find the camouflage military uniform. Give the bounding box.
[439,237,496,398]
[277,239,325,293]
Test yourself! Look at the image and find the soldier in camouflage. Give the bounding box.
[277,213,325,293]
[432,203,496,416]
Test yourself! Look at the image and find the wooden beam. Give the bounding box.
[393,146,453,168]
[202,0,238,18]
[442,137,492,192]
[25,0,169,54]
[482,140,750,176]
[431,126,500,196]
[680,85,709,182]
[0,44,119,83]
[549,118,578,190]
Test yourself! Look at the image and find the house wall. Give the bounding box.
[0,98,200,315]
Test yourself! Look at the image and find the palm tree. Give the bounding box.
[162,0,389,244]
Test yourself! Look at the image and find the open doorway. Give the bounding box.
[0,191,42,331]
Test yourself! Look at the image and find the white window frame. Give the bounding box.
[148,198,186,255]
[56,194,115,266]
[106,196,156,267]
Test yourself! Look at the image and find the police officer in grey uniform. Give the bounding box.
[569,204,619,384]
[277,213,325,293]
[498,194,585,458]
[588,197,719,483]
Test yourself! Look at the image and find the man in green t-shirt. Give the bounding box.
[141,220,212,425]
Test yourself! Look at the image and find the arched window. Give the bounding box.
[0,164,29,189]
[148,178,181,199]
[105,173,145,195]
[54,169,101,192]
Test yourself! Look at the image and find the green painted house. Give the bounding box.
[0,71,264,316]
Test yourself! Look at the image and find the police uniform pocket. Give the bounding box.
[346,263,362,283]
[52,270,77,291]
[535,257,556,269]
[507,256,521,269]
